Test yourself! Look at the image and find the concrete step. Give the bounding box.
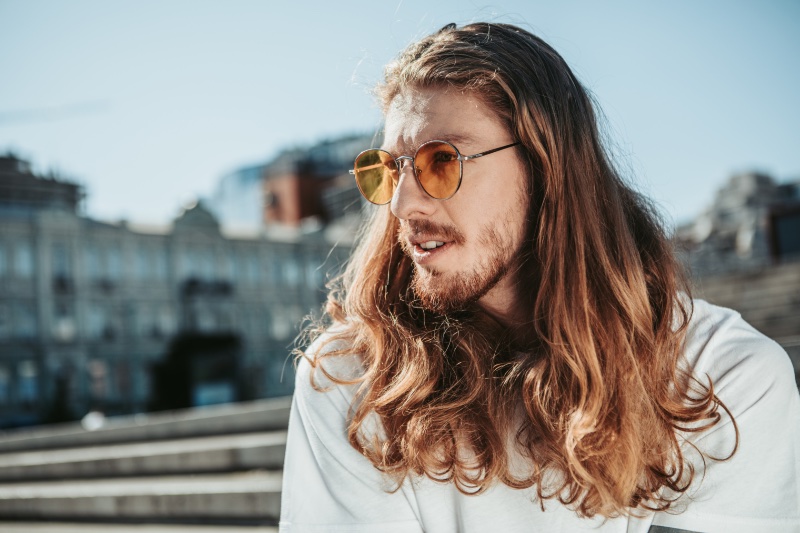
[0,471,281,521]
[694,263,800,304]
[0,397,292,453]
[0,523,278,533]
[697,286,800,315]
[0,431,287,481]
[696,262,800,289]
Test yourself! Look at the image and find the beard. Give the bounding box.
[399,220,522,314]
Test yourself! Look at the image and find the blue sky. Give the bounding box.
[1,0,798,226]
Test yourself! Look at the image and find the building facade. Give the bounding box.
[0,155,351,428]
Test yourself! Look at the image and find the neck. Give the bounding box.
[476,260,541,349]
[478,275,526,327]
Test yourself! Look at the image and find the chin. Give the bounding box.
[412,270,478,313]
[411,251,511,314]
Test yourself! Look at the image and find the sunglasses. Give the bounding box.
[350,140,520,205]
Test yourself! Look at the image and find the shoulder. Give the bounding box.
[682,298,796,403]
[281,330,421,530]
[682,298,794,392]
[287,328,368,466]
[658,299,800,530]
[681,298,798,444]
[290,326,377,448]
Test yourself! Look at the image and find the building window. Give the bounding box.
[52,243,73,292]
[17,360,39,403]
[107,245,122,281]
[86,302,118,341]
[52,243,71,278]
[139,304,174,338]
[14,302,38,338]
[0,366,9,403]
[233,252,245,281]
[52,302,77,343]
[199,250,214,280]
[134,244,150,280]
[85,245,102,280]
[219,252,234,281]
[269,256,282,285]
[13,241,34,278]
[88,359,109,400]
[178,248,196,279]
[245,253,260,285]
[284,259,301,286]
[87,302,105,340]
[306,258,323,289]
[153,247,168,281]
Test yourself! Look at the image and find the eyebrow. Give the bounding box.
[381,133,478,154]
[438,133,478,148]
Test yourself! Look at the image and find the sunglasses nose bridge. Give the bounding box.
[395,155,415,174]
[392,154,430,203]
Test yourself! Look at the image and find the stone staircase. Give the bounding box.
[0,396,291,532]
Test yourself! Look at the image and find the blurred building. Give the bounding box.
[206,132,377,229]
[0,154,352,428]
[675,171,800,276]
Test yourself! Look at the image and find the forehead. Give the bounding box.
[382,86,508,152]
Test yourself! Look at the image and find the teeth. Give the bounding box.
[419,241,445,250]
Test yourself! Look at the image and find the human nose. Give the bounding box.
[390,157,436,220]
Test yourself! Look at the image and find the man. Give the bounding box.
[280,23,800,532]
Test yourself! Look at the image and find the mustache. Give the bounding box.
[398,219,466,245]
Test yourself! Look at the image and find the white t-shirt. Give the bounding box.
[280,300,800,533]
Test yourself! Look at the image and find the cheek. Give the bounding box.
[464,176,509,213]
[449,161,530,241]
[479,175,528,225]
[448,193,525,247]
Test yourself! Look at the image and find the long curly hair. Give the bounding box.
[300,22,735,518]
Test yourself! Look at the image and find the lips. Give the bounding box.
[409,235,450,253]
[419,240,445,250]
[406,236,453,265]
[399,221,465,264]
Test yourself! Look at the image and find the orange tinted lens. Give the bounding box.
[415,141,461,198]
[354,149,397,204]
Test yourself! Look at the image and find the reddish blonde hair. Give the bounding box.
[301,22,735,517]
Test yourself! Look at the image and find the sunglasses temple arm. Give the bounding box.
[461,142,521,161]
[349,162,387,174]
